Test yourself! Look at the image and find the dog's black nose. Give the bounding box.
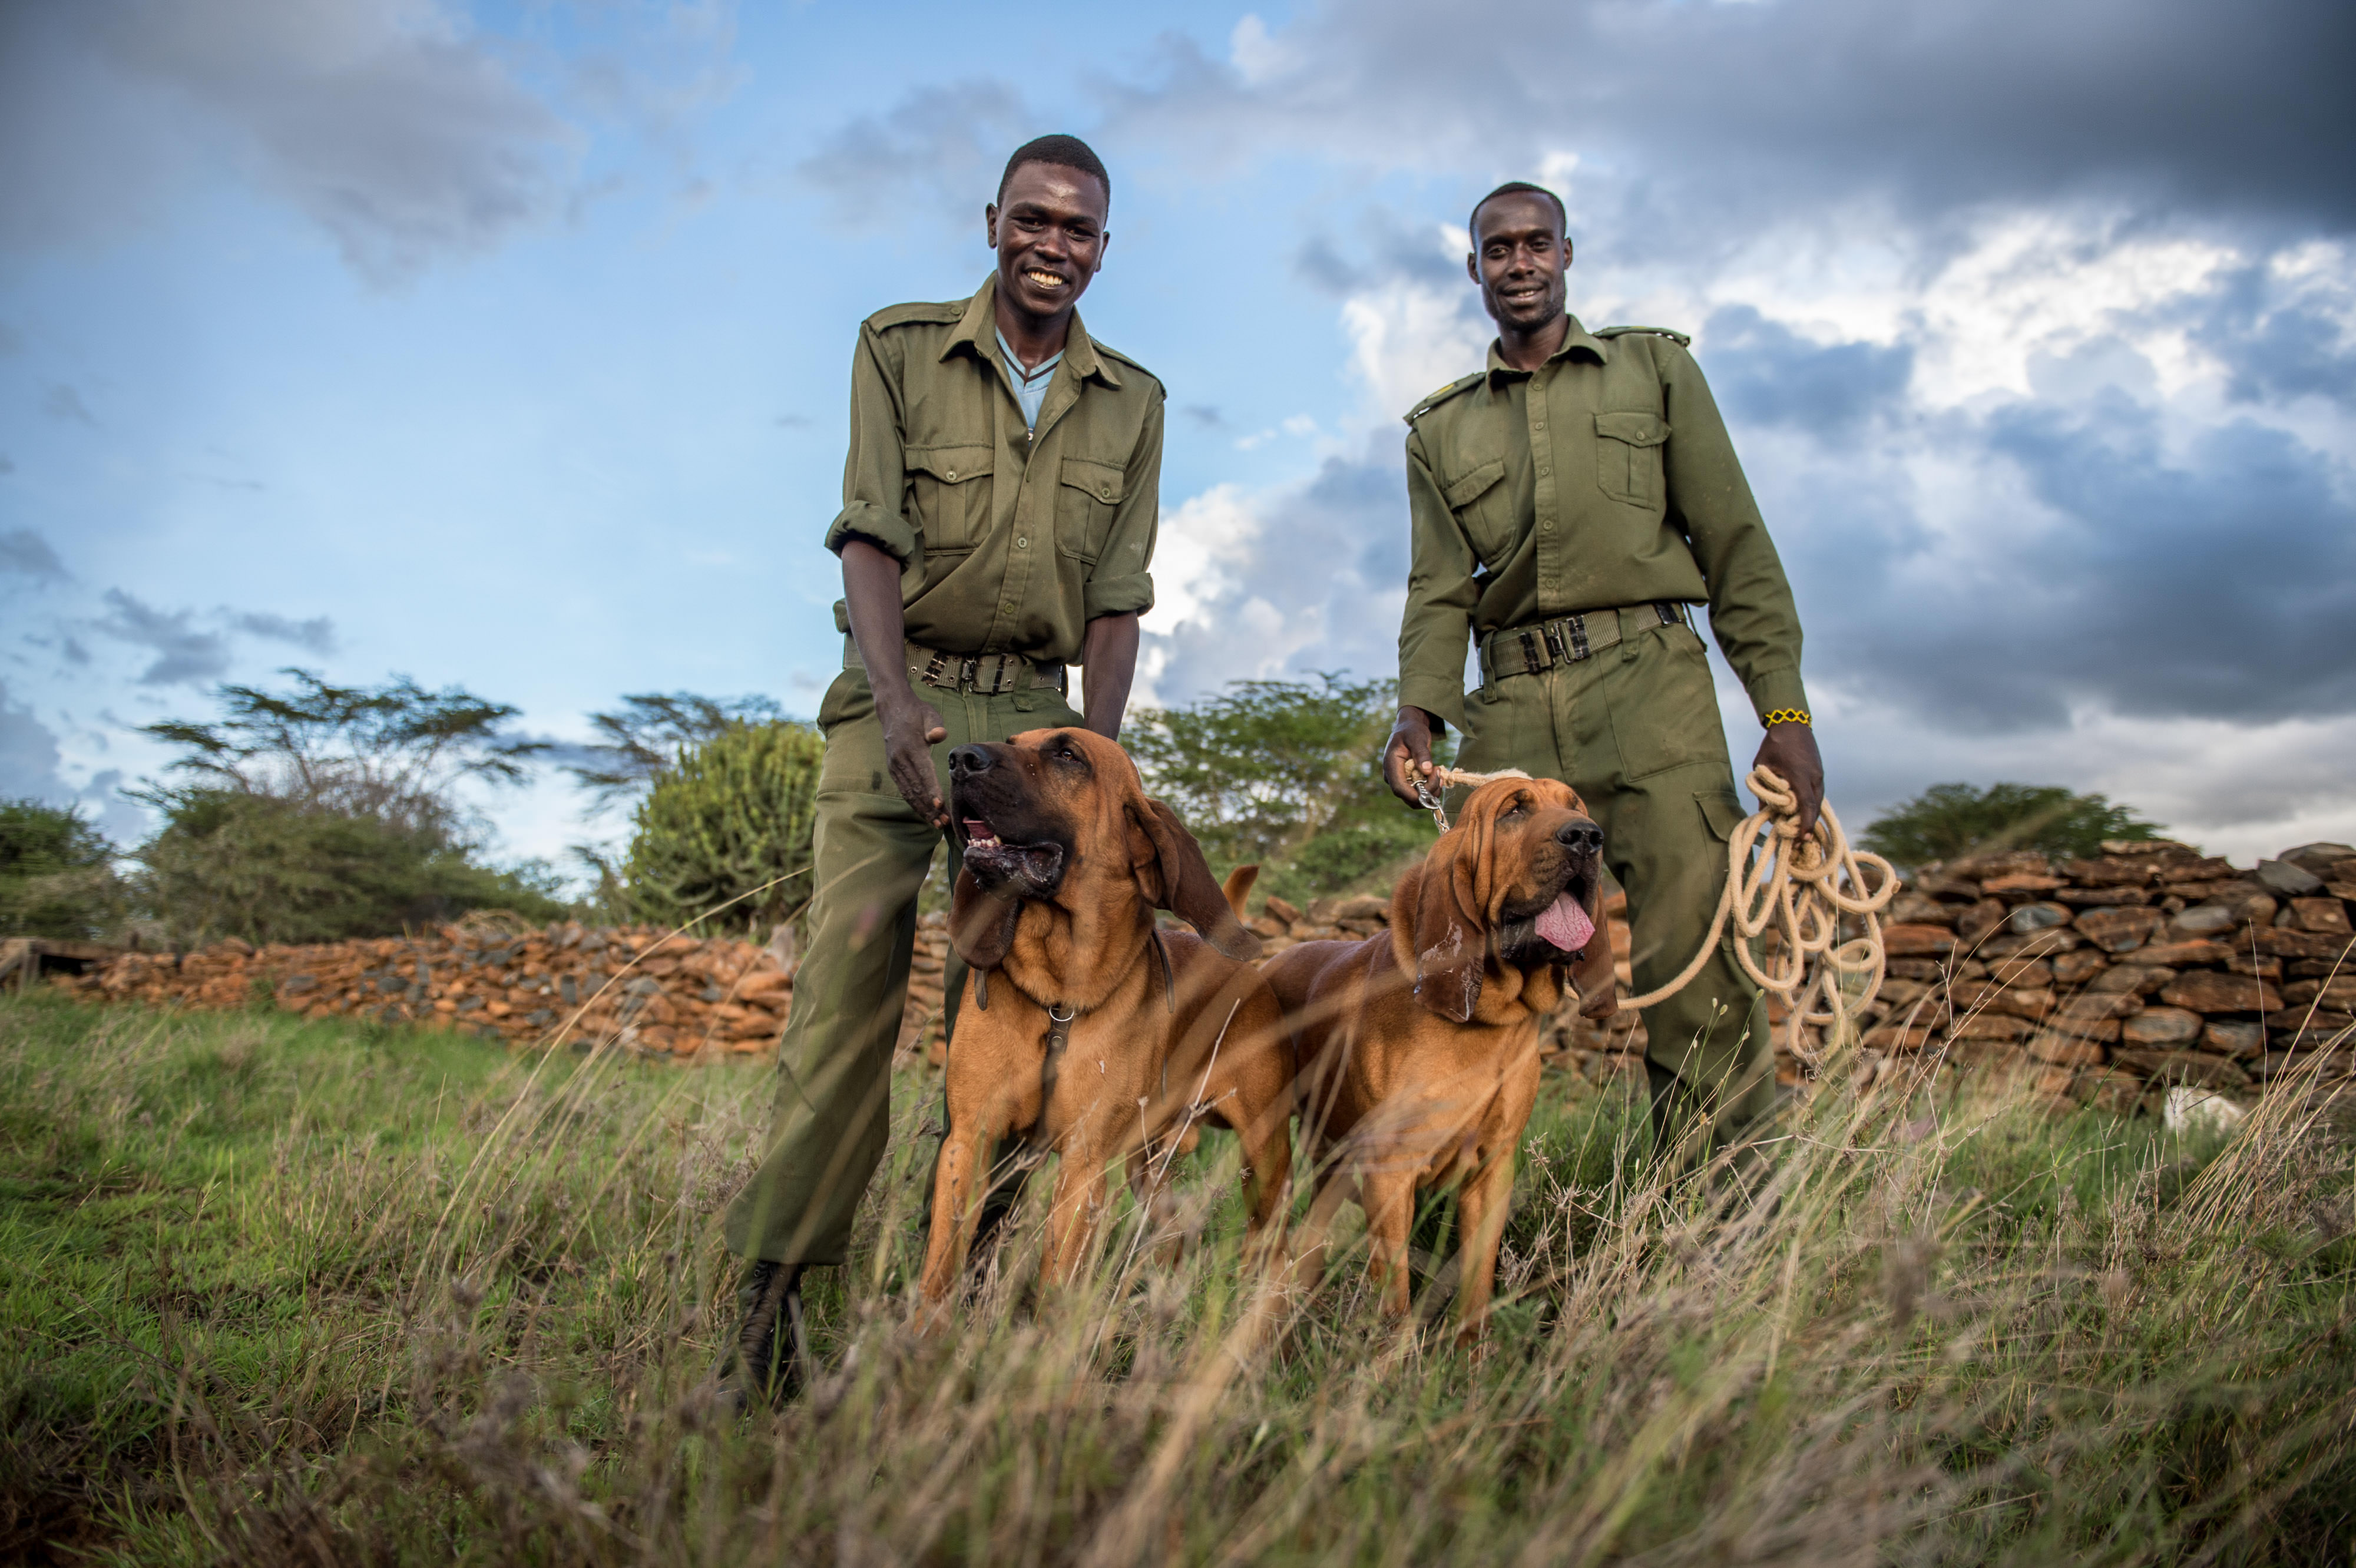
[948,745,994,777]
[1556,820,1603,854]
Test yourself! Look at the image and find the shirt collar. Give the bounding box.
[1484,313,1609,383]
[946,274,1120,388]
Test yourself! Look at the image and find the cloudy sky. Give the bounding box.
[3,0,2351,871]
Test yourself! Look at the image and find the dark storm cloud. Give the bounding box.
[1,528,66,580]
[91,588,231,687]
[1109,0,2356,237]
[0,679,70,801]
[2184,264,2356,407]
[795,80,1033,227]
[1148,435,1414,700]
[1812,389,2356,730]
[1699,307,1914,436]
[228,610,336,654]
[0,0,580,285]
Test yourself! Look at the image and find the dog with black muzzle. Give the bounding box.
[1262,772,1614,1339]
[918,727,1295,1314]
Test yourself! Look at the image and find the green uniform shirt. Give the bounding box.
[1397,316,1810,732]
[824,276,1164,667]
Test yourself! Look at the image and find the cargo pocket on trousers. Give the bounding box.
[1608,627,1732,781]
[1697,790,1745,847]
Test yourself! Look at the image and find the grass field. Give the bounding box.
[2,994,2352,1566]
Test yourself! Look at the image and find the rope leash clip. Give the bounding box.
[1414,773,1450,833]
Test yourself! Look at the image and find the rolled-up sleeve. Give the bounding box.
[822,323,917,563]
[1082,389,1162,620]
[1660,343,1812,723]
[1397,427,1480,731]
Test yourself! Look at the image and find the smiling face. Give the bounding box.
[985,161,1109,328]
[1467,190,1569,336]
[1478,780,1607,969]
[948,729,1102,899]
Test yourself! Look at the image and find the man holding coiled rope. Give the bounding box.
[1381,181,1825,1173]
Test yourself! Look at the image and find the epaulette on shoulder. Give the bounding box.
[865,299,968,332]
[1093,340,1162,389]
[1403,372,1484,426]
[1594,325,1692,348]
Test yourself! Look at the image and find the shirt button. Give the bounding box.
[1016,537,1028,548]
[1002,601,1014,612]
[945,470,958,481]
[1100,486,1114,501]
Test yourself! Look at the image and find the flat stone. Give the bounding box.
[2282,975,2356,1011]
[1957,899,2008,941]
[2202,1020,2265,1058]
[1984,872,2066,897]
[2158,856,2238,885]
[1864,1023,1932,1051]
[2103,839,2195,856]
[2281,842,2356,874]
[2159,970,2284,1015]
[1951,1012,2031,1041]
[2169,904,2240,937]
[1886,892,1954,926]
[2135,940,2230,968]
[2010,901,2073,934]
[1945,849,2054,881]
[1884,924,1959,956]
[2255,859,2327,897]
[1332,894,1390,923]
[2113,1049,2252,1090]
[2292,897,2353,935]
[2254,927,2353,960]
[2089,964,2175,995]
[1885,958,1949,982]
[2119,1005,2202,1047]
[2062,856,2159,887]
[2051,948,2110,984]
[2076,906,2167,953]
[2057,886,2151,907]
[2027,1033,2106,1068]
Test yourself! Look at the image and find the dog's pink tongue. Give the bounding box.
[1536,893,1595,952]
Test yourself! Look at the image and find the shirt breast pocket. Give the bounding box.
[1056,457,1124,564]
[1443,458,1514,569]
[1593,411,1669,509]
[904,445,994,551]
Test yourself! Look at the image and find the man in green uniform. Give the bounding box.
[723,134,1163,1402]
[1382,181,1825,1176]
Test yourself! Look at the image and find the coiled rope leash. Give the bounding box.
[1415,763,1897,1069]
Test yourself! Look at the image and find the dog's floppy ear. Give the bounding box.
[1405,835,1485,1023]
[1567,877,1619,1020]
[1130,796,1260,960]
[949,866,1022,971]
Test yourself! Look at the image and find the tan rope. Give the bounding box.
[1418,762,1897,1069]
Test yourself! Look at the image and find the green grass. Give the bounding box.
[2,994,2352,1564]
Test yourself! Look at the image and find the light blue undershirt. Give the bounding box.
[996,328,1063,431]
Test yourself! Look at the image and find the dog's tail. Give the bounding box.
[1221,864,1259,921]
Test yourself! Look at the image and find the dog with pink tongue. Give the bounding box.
[1263,772,1615,1340]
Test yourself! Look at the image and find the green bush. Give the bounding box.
[1128,673,1450,904]
[1861,780,2164,871]
[0,798,128,940]
[138,790,568,947]
[623,722,823,934]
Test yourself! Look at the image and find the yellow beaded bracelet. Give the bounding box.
[1762,708,1811,727]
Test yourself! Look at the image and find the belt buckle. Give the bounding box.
[1518,627,1542,675]
[958,655,981,691]
[1541,621,1569,663]
[1566,613,1591,661]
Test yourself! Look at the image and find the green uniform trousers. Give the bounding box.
[722,666,1086,1265]
[1451,609,1777,1168]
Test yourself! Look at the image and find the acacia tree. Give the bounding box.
[139,667,545,834]
[564,692,787,811]
[133,670,561,944]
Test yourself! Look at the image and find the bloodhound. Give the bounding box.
[918,727,1295,1311]
[1263,773,1615,1338]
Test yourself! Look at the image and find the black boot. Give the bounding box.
[721,1259,808,1410]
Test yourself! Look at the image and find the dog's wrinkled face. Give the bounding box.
[947,730,1100,899]
[1482,782,1607,968]
[946,727,1260,975]
[1402,775,1613,1024]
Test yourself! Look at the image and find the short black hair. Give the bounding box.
[1468,181,1566,242]
[998,135,1111,206]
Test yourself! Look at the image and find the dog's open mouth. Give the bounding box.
[961,816,1066,892]
[1533,891,1596,954]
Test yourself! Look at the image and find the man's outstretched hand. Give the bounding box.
[1382,706,1440,808]
[1753,720,1824,842]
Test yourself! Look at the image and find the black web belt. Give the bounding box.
[1478,602,1693,691]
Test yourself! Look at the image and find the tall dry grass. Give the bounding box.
[2,992,2351,1565]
